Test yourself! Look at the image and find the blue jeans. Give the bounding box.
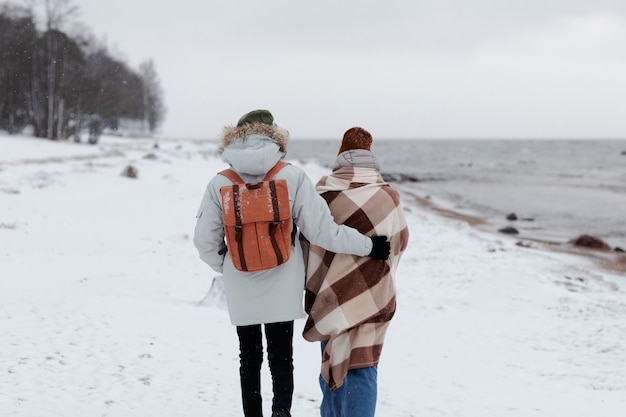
[319,365,378,417]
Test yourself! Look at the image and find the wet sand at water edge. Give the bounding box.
[398,185,626,275]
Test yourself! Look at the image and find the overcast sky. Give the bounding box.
[42,1,626,139]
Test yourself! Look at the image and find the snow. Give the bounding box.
[1,133,625,416]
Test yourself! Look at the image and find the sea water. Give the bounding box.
[287,139,626,248]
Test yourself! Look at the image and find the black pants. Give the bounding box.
[236,321,294,417]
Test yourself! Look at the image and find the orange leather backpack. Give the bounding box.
[219,162,293,272]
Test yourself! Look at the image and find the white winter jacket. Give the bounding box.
[193,126,373,326]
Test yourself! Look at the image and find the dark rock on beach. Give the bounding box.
[122,165,138,179]
[498,226,519,234]
[615,246,625,253]
[571,234,611,250]
[505,212,535,222]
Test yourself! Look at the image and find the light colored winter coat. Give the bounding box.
[193,123,373,326]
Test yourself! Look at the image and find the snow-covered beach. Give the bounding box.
[1,134,625,416]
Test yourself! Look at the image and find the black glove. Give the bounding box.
[368,236,390,260]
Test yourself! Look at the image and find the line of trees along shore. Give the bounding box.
[0,1,165,143]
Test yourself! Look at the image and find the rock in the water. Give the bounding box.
[381,173,420,182]
[506,213,517,221]
[498,226,519,234]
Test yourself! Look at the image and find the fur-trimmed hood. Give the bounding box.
[220,122,290,153]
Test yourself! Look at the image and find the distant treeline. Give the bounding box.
[0,1,165,142]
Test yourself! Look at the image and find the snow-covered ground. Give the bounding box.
[1,134,625,417]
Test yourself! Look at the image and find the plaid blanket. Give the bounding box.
[302,166,409,390]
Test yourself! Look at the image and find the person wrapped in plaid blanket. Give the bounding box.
[303,127,409,417]
[194,112,391,417]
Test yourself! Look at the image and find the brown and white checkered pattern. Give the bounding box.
[303,167,409,390]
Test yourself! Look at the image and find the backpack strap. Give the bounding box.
[265,161,291,264]
[218,168,244,184]
[263,161,290,181]
[268,184,282,265]
[231,182,247,270]
[218,161,289,183]
[262,161,297,246]
[217,169,247,268]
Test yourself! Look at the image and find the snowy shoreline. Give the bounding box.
[2,134,626,416]
[394,182,626,276]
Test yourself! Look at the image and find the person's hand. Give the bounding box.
[368,236,390,260]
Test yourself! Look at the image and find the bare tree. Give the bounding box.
[30,28,84,139]
[24,0,79,31]
[25,0,79,139]
[0,4,37,133]
[139,59,166,133]
[2,0,165,141]
[81,49,145,143]
[44,0,78,31]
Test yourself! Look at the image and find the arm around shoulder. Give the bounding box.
[290,168,373,256]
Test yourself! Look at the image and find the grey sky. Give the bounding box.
[54,1,626,139]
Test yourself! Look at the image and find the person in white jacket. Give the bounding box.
[193,109,390,417]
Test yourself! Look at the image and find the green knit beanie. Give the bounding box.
[236,109,274,127]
